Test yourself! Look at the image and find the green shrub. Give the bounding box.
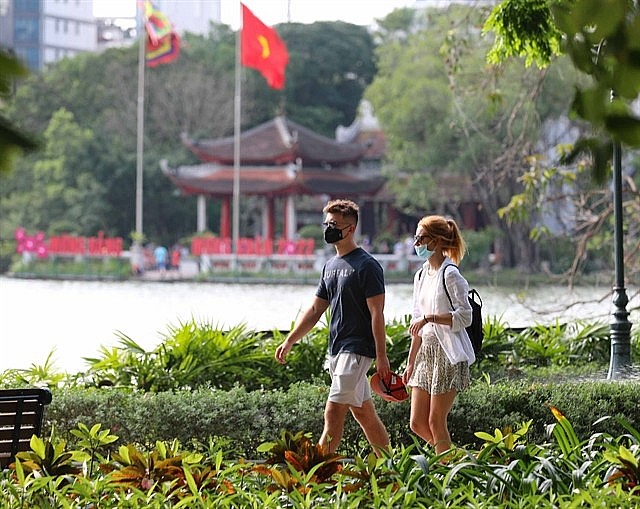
[451,379,640,447]
[80,322,327,392]
[3,410,640,508]
[43,378,640,459]
[9,256,131,279]
[462,227,496,269]
[474,318,617,371]
[5,316,629,394]
[296,224,323,249]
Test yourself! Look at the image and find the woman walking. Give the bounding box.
[403,215,475,457]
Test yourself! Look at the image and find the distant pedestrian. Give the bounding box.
[171,245,181,271]
[153,245,168,273]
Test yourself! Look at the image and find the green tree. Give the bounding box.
[2,22,376,251]
[1,108,108,235]
[246,21,377,137]
[0,50,38,175]
[483,0,640,282]
[367,5,580,269]
[3,29,238,247]
[483,0,640,179]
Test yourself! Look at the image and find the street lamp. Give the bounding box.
[607,137,632,379]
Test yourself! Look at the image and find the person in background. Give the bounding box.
[153,244,168,273]
[171,244,181,271]
[403,215,475,458]
[275,199,391,456]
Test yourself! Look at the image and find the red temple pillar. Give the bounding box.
[265,197,275,241]
[220,196,231,239]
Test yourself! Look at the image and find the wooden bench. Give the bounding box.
[0,388,52,469]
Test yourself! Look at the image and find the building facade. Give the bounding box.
[1,0,222,72]
[0,0,97,71]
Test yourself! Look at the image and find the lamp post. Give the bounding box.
[607,137,632,379]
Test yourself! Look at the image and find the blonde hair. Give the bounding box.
[418,215,466,265]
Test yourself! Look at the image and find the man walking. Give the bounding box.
[275,199,390,456]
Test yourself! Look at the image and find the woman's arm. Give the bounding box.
[444,266,472,331]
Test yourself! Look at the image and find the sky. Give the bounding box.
[92,0,421,29]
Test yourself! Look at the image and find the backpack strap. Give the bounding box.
[442,263,458,310]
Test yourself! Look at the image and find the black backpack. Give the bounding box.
[442,264,483,355]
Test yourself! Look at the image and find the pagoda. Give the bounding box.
[162,109,387,244]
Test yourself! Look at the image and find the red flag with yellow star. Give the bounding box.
[241,3,289,89]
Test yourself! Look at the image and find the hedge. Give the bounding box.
[43,378,639,458]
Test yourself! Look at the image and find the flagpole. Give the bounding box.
[135,1,145,238]
[232,2,242,263]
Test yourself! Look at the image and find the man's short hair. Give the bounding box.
[323,199,359,225]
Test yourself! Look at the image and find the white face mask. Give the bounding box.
[414,245,433,260]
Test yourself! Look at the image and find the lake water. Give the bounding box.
[0,276,637,373]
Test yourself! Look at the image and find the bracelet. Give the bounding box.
[423,315,428,323]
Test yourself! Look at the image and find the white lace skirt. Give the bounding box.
[408,333,470,394]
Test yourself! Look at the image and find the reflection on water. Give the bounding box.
[0,276,637,373]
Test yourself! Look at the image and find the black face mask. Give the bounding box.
[324,225,345,244]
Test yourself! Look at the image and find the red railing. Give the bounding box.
[15,228,123,257]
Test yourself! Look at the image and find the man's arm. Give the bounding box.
[367,293,390,378]
[275,296,329,364]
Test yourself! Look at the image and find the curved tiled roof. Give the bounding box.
[182,116,368,167]
[162,162,386,198]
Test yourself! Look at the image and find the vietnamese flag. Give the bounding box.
[241,3,289,90]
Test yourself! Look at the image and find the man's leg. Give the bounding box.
[319,400,349,453]
[350,399,390,456]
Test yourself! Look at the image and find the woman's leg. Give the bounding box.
[429,389,457,454]
[409,386,434,445]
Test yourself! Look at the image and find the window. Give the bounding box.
[14,18,39,43]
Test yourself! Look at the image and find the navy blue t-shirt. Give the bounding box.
[316,247,385,358]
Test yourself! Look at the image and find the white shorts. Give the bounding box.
[325,352,373,407]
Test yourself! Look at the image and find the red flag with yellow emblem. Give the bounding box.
[240,3,289,90]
